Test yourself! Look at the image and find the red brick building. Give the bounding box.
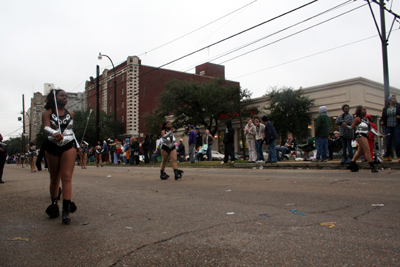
[85,56,239,137]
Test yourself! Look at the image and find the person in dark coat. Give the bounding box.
[222,120,235,164]
[262,115,278,163]
[195,127,203,150]
[142,134,151,164]
[177,139,185,162]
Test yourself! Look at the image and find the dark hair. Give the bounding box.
[342,104,350,111]
[161,121,170,131]
[355,105,364,117]
[44,89,64,110]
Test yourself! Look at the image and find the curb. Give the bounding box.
[233,162,399,170]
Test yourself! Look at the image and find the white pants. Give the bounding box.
[247,139,257,162]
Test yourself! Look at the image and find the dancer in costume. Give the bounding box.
[80,141,88,169]
[95,141,103,167]
[343,105,384,173]
[160,121,183,180]
[29,141,38,173]
[42,89,81,224]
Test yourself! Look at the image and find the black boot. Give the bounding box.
[369,162,378,173]
[347,161,359,172]
[174,169,183,180]
[62,199,77,225]
[160,170,169,180]
[45,198,59,218]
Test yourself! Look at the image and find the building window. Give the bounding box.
[121,88,124,95]
[122,101,124,108]
[122,115,124,122]
[109,106,112,113]
[121,74,124,81]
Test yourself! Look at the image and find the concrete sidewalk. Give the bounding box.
[234,160,399,170]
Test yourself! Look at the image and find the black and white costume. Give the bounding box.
[161,131,176,154]
[44,109,79,157]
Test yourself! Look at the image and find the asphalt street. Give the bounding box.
[0,164,399,266]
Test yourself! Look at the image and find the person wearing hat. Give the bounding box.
[380,95,400,162]
[188,125,197,164]
[335,104,354,163]
[328,131,341,161]
[262,115,277,163]
[314,106,331,162]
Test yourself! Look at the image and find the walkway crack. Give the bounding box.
[109,219,255,266]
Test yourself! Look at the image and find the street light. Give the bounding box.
[98,52,117,141]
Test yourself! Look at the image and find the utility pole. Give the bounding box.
[22,94,25,153]
[96,65,100,142]
[367,0,400,105]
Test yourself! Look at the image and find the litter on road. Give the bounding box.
[320,222,337,228]
[7,237,29,242]
[226,212,235,215]
[290,209,306,216]
[371,204,384,207]
[259,213,270,217]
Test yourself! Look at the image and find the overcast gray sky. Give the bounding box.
[1,0,399,140]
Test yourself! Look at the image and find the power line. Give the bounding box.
[138,0,258,57]
[67,0,320,110]
[218,3,367,65]
[3,127,23,137]
[232,28,399,80]
[182,0,355,72]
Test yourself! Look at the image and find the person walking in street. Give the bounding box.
[0,133,7,184]
[95,141,103,167]
[204,129,214,161]
[188,125,197,164]
[344,105,384,172]
[42,89,81,224]
[29,141,38,173]
[160,121,183,180]
[262,116,278,163]
[380,95,400,162]
[80,141,88,169]
[314,106,331,162]
[335,104,354,163]
[222,120,235,164]
[254,119,265,162]
[244,118,256,163]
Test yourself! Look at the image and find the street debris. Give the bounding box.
[7,237,29,242]
[226,190,232,192]
[290,209,306,216]
[320,222,337,228]
[126,227,133,229]
[371,204,384,207]
[286,203,295,206]
[107,175,112,178]
[259,213,270,217]
[83,222,89,225]
[226,212,235,215]
[259,166,263,169]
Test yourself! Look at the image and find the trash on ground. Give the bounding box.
[286,203,295,206]
[7,237,29,242]
[126,227,133,229]
[371,204,384,207]
[107,175,111,178]
[295,158,303,161]
[259,213,270,217]
[226,190,232,192]
[320,222,337,228]
[290,209,306,216]
[83,222,89,225]
[226,212,235,215]
[259,166,263,169]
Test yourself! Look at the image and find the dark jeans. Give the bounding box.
[207,145,212,161]
[384,126,400,158]
[275,146,289,161]
[0,156,6,181]
[224,143,235,163]
[255,140,264,161]
[143,149,149,164]
[341,138,353,161]
[266,140,277,162]
[316,137,328,160]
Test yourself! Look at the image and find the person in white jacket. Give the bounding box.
[244,118,257,163]
[254,119,265,162]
